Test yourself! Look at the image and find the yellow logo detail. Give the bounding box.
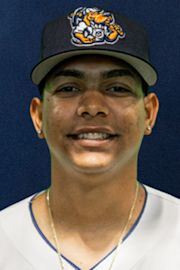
[68,7,126,46]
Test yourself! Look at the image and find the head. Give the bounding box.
[30,7,159,174]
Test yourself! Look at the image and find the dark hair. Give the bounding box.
[141,79,149,96]
[38,78,46,98]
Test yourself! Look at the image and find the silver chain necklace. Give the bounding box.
[46,181,139,270]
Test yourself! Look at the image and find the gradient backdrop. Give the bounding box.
[0,0,180,209]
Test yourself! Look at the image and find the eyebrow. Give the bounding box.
[52,69,84,79]
[102,69,135,79]
[52,68,135,80]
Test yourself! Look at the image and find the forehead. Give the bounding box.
[47,54,142,81]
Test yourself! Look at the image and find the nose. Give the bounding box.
[77,91,109,118]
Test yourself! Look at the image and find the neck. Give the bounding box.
[49,159,144,231]
[32,159,145,270]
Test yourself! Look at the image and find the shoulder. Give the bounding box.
[0,194,34,223]
[144,185,180,233]
[145,185,180,206]
[0,192,54,269]
[0,191,46,233]
[0,195,36,268]
[0,192,45,247]
[0,194,36,244]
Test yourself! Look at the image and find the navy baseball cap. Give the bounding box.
[31,7,158,86]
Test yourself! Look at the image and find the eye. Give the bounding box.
[105,86,131,94]
[55,86,79,93]
[52,85,81,97]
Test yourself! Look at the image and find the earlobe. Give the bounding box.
[30,97,44,138]
[144,93,159,135]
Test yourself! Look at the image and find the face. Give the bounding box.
[30,55,159,174]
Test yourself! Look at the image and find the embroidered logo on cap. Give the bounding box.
[68,7,126,46]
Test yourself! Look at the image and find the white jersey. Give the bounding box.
[0,185,180,270]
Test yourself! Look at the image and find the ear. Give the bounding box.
[144,93,159,135]
[30,97,44,138]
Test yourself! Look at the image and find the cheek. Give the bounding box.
[42,99,76,136]
[113,102,146,136]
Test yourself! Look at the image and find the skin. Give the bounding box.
[30,55,159,269]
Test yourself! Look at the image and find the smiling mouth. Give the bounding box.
[67,132,118,140]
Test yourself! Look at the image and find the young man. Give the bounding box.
[0,7,180,270]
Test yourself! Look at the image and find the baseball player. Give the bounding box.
[0,6,180,270]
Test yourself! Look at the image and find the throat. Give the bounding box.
[32,183,145,270]
[48,181,143,232]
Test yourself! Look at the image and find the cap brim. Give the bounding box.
[31,49,158,86]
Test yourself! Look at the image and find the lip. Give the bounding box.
[66,126,119,148]
[68,126,117,136]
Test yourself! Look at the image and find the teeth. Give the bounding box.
[77,132,110,140]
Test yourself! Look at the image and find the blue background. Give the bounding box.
[0,0,180,209]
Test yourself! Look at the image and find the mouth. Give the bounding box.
[67,132,118,141]
[66,127,119,148]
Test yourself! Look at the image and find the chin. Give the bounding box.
[71,153,114,174]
